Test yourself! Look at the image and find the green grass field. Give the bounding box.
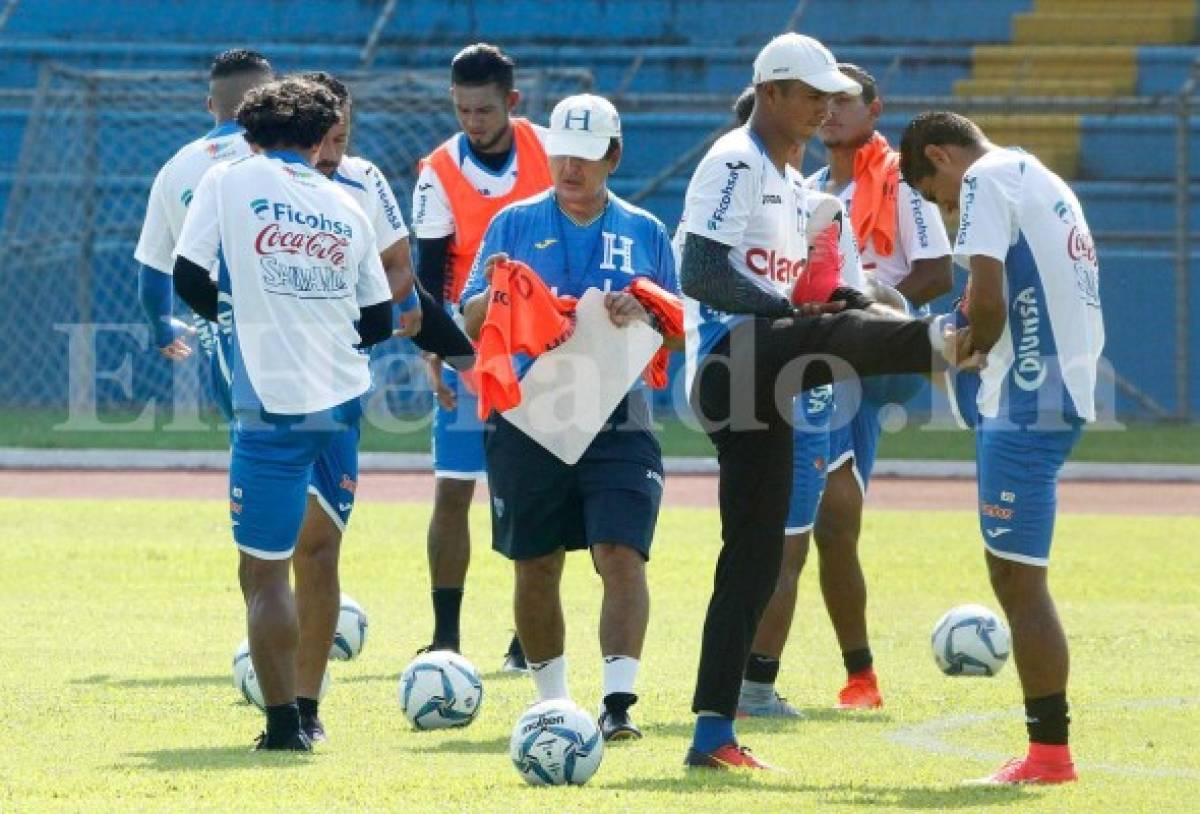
[2,499,1198,813]
[3,408,1199,463]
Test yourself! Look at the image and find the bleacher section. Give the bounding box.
[0,0,1196,416]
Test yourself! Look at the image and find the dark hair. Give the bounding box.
[450,43,515,92]
[837,63,878,105]
[236,78,341,150]
[210,49,272,81]
[899,111,985,186]
[299,70,351,109]
[733,85,755,125]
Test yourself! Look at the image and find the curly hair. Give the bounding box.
[236,78,341,150]
[298,70,351,110]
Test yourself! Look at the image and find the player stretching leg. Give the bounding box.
[413,45,552,666]
[174,78,394,751]
[737,65,953,715]
[900,112,1104,785]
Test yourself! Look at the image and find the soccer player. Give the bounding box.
[679,34,957,770]
[739,65,953,715]
[173,77,393,751]
[460,93,681,741]
[413,44,552,666]
[899,111,1103,785]
[303,71,476,362]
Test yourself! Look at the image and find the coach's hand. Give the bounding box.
[482,252,509,285]
[793,301,845,318]
[605,291,650,328]
[157,318,196,362]
[944,324,987,372]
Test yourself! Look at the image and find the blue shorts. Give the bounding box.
[827,381,883,494]
[229,399,362,560]
[786,385,833,534]
[432,365,486,480]
[976,420,1082,566]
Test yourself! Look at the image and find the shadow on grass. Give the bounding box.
[604,774,1029,808]
[72,673,230,689]
[121,745,315,771]
[402,733,512,755]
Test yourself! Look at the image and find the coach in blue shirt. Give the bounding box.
[461,93,681,743]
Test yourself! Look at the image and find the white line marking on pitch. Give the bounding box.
[885,696,1200,780]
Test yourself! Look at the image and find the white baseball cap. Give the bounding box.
[752,33,862,95]
[546,93,621,161]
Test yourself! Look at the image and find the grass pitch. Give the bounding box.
[0,498,1197,812]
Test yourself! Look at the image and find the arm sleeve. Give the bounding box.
[138,265,177,347]
[415,236,452,306]
[133,168,177,274]
[680,232,793,318]
[355,301,393,349]
[364,161,410,252]
[173,256,218,322]
[899,180,952,262]
[411,163,455,239]
[174,168,222,272]
[953,164,1016,264]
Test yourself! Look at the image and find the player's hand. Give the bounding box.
[482,252,508,284]
[793,301,845,318]
[943,324,987,372]
[394,304,423,338]
[157,318,196,362]
[424,355,456,410]
[605,291,650,327]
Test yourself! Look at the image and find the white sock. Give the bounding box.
[528,655,569,701]
[601,655,640,705]
[740,678,775,705]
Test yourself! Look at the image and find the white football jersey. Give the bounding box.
[807,166,951,289]
[678,126,815,388]
[175,151,392,415]
[953,149,1104,423]
[411,124,549,239]
[331,155,410,252]
[134,122,252,274]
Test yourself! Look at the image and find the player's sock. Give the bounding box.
[528,655,569,701]
[601,655,639,704]
[842,647,874,676]
[296,696,319,719]
[745,652,781,683]
[1025,692,1070,746]
[692,712,736,753]
[430,588,463,651]
[265,702,301,743]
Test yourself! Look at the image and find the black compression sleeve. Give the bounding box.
[415,236,452,307]
[356,301,394,349]
[173,256,218,322]
[409,285,475,368]
[680,232,793,319]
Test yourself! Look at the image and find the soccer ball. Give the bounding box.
[232,639,330,710]
[931,604,1011,676]
[398,651,483,730]
[509,699,604,786]
[330,593,369,661]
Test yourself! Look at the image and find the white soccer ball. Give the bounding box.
[330,593,369,661]
[931,604,1011,676]
[232,638,331,710]
[398,651,483,730]
[510,699,604,786]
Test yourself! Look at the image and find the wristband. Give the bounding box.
[397,288,420,314]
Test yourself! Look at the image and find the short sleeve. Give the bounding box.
[363,161,409,251]
[954,163,1017,264]
[174,167,222,273]
[898,181,952,262]
[411,162,455,239]
[459,209,508,308]
[682,147,758,247]
[355,229,393,308]
[133,168,177,274]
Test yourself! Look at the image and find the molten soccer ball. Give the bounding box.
[931,604,1011,676]
[330,593,369,661]
[398,651,483,730]
[510,699,604,786]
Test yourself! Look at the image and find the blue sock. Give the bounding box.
[692,714,736,753]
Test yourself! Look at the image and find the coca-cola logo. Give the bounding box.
[255,223,348,268]
[1066,226,1096,266]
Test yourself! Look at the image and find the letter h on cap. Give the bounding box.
[564,108,591,131]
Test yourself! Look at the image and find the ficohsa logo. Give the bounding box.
[707,160,750,231]
[249,200,354,238]
[251,199,270,219]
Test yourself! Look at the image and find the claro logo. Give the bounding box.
[746,248,806,284]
